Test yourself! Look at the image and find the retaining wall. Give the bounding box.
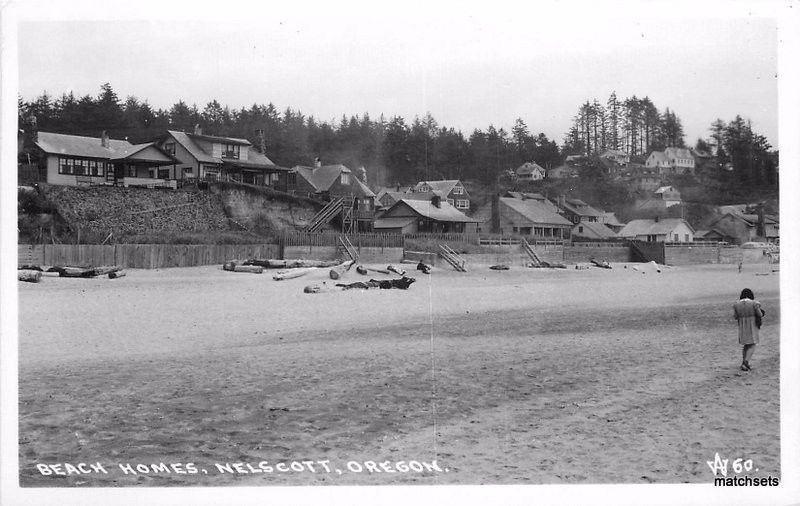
[563,244,630,263]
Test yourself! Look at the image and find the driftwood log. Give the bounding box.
[57,266,97,278]
[93,265,122,276]
[386,265,406,276]
[245,259,340,269]
[18,264,43,271]
[223,261,238,272]
[233,265,264,274]
[366,267,390,274]
[273,267,320,281]
[356,265,368,275]
[108,270,127,279]
[18,270,42,283]
[329,260,355,280]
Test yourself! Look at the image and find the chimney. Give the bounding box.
[314,157,322,168]
[194,124,202,135]
[431,195,441,208]
[100,130,109,148]
[756,203,765,238]
[491,193,501,233]
[255,128,266,153]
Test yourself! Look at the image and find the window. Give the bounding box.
[340,173,350,185]
[164,142,176,155]
[578,226,584,233]
[456,199,469,209]
[685,234,689,242]
[183,167,193,174]
[126,165,137,177]
[446,199,455,206]
[452,186,464,195]
[158,168,170,179]
[221,143,240,159]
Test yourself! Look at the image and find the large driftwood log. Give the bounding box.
[245,259,340,269]
[273,267,319,280]
[386,264,406,276]
[329,260,355,280]
[18,270,42,283]
[366,267,390,274]
[233,265,264,274]
[93,265,122,276]
[108,270,127,279]
[57,266,97,278]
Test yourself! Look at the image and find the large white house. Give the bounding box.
[645,147,695,175]
[618,218,695,242]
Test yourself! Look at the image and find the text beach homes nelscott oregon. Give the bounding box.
[33,131,181,188]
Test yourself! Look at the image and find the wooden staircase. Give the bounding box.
[338,235,359,262]
[341,197,356,234]
[439,244,467,272]
[628,240,665,264]
[521,238,542,266]
[306,197,344,233]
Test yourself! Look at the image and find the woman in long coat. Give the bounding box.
[733,288,765,371]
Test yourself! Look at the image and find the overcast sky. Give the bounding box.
[17,3,779,147]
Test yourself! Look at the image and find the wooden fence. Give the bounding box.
[281,231,405,248]
[19,244,279,269]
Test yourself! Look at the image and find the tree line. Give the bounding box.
[563,92,685,157]
[19,83,561,187]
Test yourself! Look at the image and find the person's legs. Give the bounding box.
[743,344,756,369]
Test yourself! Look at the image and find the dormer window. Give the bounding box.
[221,143,240,159]
[164,142,176,155]
[340,173,350,185]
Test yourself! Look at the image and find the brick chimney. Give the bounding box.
[194,124,202,135]
[100,130,110,148]
[255,128,266,153]
[491,193,501,233]
[314,157,322,168]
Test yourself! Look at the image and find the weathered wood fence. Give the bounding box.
[18,244,279,269]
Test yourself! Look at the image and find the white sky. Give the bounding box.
[16,2,780,147]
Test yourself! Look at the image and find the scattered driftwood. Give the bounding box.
[223,261,238,272]
[590,259,612,269]
[387,265,406,276]
[417,262,431,274]
[400,259,419,265]
[273,267,319,280]
[245,259,340,269]
[108,270,127,279]
[329,260,356,280]
[18,264,43,271]
[366,267,390,274]
[18,270,42,283]
[337,277,417,290]
[356,265,368,275]
[303,282,338,293]
[489,264,510,270]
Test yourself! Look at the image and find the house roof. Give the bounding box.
[414,180,462,196]
[395,199,477,223]
[573,221,618,239]
[618,218,694,237]
[373,217,417,229]
[561,198,604,217]
[293,164,375,197]
[647,151,668,164]
[167,130,219,164]
[500,197,572,226]
[664,147,693,159]
[187,132,252,146]
[600,212,624,226]
[601,149,628,158]
[655,185,679,195]
[515,162,545,175]
[35,131,133,159]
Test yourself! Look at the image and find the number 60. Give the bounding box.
[732,458,753,473]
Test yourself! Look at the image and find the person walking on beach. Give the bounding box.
[734,288,765,371]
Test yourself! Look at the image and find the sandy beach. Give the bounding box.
[17,262,780,486]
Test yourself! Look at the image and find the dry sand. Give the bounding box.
[17,262,780,486]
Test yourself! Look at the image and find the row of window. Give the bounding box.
[221,144,240,159]
[58,157,108,176]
